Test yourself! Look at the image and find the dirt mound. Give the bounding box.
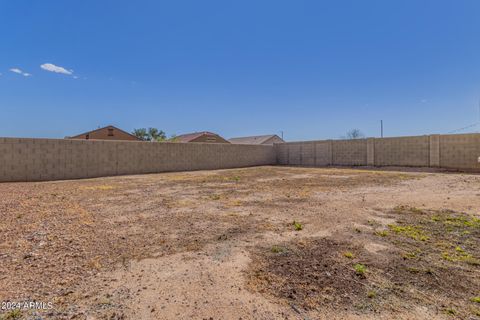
[247,239,370,311]
[248,208,480,319]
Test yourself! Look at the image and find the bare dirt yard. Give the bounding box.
[1,166,479,320]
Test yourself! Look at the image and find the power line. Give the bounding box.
[446,99,480,134]
[447,122,479,134]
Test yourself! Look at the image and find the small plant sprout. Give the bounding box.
[375,230,388,237]
[210,194,221,200]
[293,221,303,231]
[471,296,480,303]
[2,309,22,320]
[343,251,355,259]
[354,263,367,276]
[271,245,285,253]
[367,290,376,298]
[444,308,456,316]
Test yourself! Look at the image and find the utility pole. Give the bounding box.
[380,120,383,138]
[280,131,284,140]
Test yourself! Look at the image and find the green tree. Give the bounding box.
[132,128,149,141]
[132,127,167,141]
[148,127,167,141]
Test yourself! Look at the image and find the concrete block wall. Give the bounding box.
[439,133,480,170]
[1,133,479,182]
[374,135,430,167]
[275,133,480,171]
[0,138,276,182]
[332,139,367,165]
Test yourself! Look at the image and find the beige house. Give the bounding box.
[174,131,230,143]
[229,134,284,145]
[67,125,141,141]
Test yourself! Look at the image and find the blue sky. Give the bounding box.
[1,0,480,141]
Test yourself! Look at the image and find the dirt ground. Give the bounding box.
[0,166,479,320]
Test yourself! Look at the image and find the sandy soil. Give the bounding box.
[0,166,479,320]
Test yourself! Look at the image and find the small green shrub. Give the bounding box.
[388,224,429,241]
[271,245,285,253]
[354,263,367,275]
[292,221,303,231]
[471,296,480,303]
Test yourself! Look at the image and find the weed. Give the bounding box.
[292,221,303,231]
[271,245,286,254]
[367,290,377,298]
[444,308,456,316]
[367,220,380,227]
[1,309,22,320]
[442,252,455,262]
[402,250,420,260]
[210,194,221,200]
[472,307,480,317]
[461,255,480,266]
[343,251,355,259]
[455,246,465,253]
[471,296,480,303]
[354,263,367,275]
[406,267,420,273]
[443,215,480,229]
[354,227,362,233]
[442,249,480,265]
[388,224,429,241]
[375,230,389,237]
[97,297,111,306]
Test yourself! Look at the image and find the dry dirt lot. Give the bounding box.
[0,166,479,320]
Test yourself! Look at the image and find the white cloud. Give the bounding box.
[40,63,73,75]
[10,68,23,74]
[10,68,31,77]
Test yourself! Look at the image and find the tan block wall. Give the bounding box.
[2,133,479,182]
[275,133,480,171]
[332,139,367,165]
[374,135,430,167]
[439,134,480,170]
[0,138,276,182]
[315,141,333,166]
